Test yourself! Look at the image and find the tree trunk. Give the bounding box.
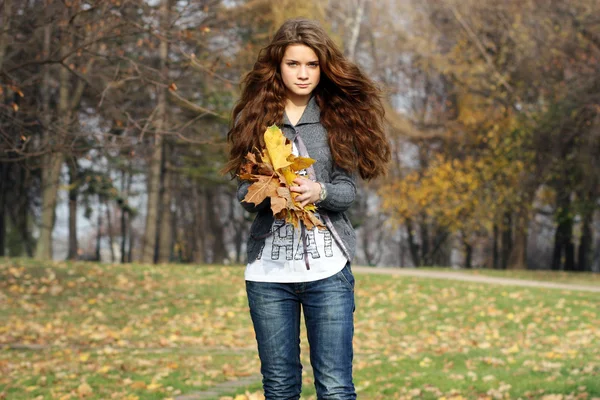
[551,220,562,271]
[344,0,366,61]
[577,210,593,272]
[17,167,33,257]
[157,142,173,263]
[36,2,94,260]
[106,200,115,263]
[121,209,128,263]
[362,227,374,266]
[228,193,244,264]
[492,223,499,269]
[193,185,206,263]
[171,194,179,262]
[508,208,529,270]
[0,0,12,70]
[67,162,79,260]
[551,190,574,271]
[399,231,405,267]
[0,163,7,256]
[463,237,473,269]
[420,218,430,266]
[141,108,164,262]
[120,169,127,263]
[35,153,63,260]
[36,1,87,260]
[431,228,450,266]
[0,0,10,256]
[406,218,421,267]
[95,202,102,262]
[501,212,512,269]
[206,187,227,264]
[35,11,65,260]
[565,237,575,271]
[234,227,244,264]
[127,216,134,263]
[141,0,170,263]
[126,163,134,263]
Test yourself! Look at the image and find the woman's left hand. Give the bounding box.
[290,177,321,208]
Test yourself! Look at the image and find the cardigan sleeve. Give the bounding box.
[317,165,356,213]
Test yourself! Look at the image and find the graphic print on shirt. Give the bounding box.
[318,229,334,257]
[270,220,294,260]
[255,219,336,261]
[294,228,320,260]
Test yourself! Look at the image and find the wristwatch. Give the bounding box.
[318,182,327,202]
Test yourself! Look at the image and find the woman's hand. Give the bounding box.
[290,177,321,208]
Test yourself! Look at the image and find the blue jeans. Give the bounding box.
[245,263,356,400]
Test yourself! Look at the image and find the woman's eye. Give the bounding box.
[287,62,297,66]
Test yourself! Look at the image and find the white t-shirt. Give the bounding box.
[245,215,348,282]
[245,143,348,283]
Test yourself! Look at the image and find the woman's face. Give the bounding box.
[280,44,320,102]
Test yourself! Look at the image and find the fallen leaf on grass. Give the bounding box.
[147,382,162,390]
[77,382,93,397]
[130,381,146,389]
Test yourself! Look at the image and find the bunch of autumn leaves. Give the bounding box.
[240,125,325,230]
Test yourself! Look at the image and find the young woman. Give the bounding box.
[224,18,390,400]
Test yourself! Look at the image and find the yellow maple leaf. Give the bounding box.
[287,154,315,171]
[280,167,297,187]
[264,125,293,170]
[304,203,317,212]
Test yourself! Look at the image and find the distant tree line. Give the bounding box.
[1,0,598,271]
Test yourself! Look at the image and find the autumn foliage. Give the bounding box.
[240,125,324,230]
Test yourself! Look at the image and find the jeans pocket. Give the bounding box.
[337,263,355,292]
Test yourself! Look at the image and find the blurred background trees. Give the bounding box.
[1,0,599,271]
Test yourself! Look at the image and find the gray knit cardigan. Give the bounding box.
[237,96,357,263]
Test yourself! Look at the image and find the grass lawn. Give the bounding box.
[1,257,599,399]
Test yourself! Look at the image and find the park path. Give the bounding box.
[175,373,262,400]
[352,266,600,293]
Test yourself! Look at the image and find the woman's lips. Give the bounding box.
[296,84,309,88]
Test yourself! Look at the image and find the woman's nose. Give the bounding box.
[298,66,308,79]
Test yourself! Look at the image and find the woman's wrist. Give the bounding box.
[316,182,327,203]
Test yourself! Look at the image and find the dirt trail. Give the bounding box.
[352,266,600,293]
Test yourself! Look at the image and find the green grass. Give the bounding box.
[1,257,599,399]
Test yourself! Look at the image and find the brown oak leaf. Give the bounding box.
[243,175,279,206]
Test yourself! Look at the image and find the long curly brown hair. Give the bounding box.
[223,18,390,180]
